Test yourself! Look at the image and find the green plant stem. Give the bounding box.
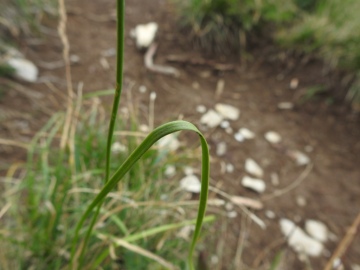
[105,0,125,183]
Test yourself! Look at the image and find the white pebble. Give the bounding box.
[157,134,180,151]
[278,102,294,110]
[131,22,158,49]
[215,103,240,121]
[7,57,39,82]
[227,211,238,218]
[139,85,147,93]
[196,105,206,113]
[305,220,329,243]
[296,196,307,207]
[271,172,280,186]
[234,132,244,142]
[200,109,223,128]
[239,128,255,139]
[164,165,176,177]
[288,150,310,166]
[241,176,266,193]
[216,142,227,156]
[265,210,276,219]
[220,120,230,129]
[183,166,194,176]
[111,142,126,153]
[226,163,234,173]
[245,158,264,178]
[265,131,282,144]
[280,218,324,257]
[180,174,201,193]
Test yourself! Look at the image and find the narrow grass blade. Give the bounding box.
[71,120,210,269]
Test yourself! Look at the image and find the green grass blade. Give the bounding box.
[71,120,210,269]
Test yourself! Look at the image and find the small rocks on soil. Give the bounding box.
[264,131,282,144]
[245,158,264,178]
[157,133,180,151]
[200,109,223,128]
[130,22,158,49]
[139,85,147,93]
[226,163,234,173]
[296,195,307,207]
[287,150,310,166]
[215,103,240,121]
[290,78,299,89]
[280,218,324,257]
[220,120,230,129]
[164,165,176,178]
[241,175,266,193]
[111,142,126,153]
[234,132,244,142]
[180,174,201,193]
[7,57,39,82]
[305,219,329,243]
[265,210,276,219]
[216,142,227,156]
[196,105,206,113]
[270,172,280,186]
[278,101,294,110]
[238,128,255,139]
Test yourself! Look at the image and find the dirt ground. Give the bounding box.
[1,0,360,269]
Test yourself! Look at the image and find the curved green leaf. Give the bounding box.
[71,120,209,269]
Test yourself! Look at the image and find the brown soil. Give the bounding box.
[1,0,359,269]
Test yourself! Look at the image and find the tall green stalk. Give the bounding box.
[70,0,210,269]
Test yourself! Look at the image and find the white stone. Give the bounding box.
[226,163,234,173]
[220,120,230,129]
[111,142,126,153]
[278,102,294,110]
[216,142,227,156]
[7,57,38,82]
[200,109,223,128]
[239,128,255,139]
[280,219,324,257]
[290,78,299,89]
[131,22,158,49]
[164,165,176,177]
[215,103,240,121]
[225,202,234,211]
[139,85,147,93]
[234,132,244,142]
[227,211,238,218]
[296,196,307,207]
[196,105,206,113]
[271,172,280,186]
[183,166,194,176]
[177,225,194,240]
[180,174,201,193]
[288,150,310,166]
[245,158,264,178]
[264,131,282,144]
[305,220,329,243]
[241,176,266,193]
[150,91,157,101]
[157,134,180,151]
[265,210,276,219]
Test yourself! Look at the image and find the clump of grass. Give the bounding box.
[1,1,211,269]
[176,0,297,53]
[276,0,360,106]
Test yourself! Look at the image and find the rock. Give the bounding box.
[157,134,180,151]
[111,142,126,153]
[278,102,294,110]
[220,120,230,129]
[245,158,264,178]
[305,220,329,243]
[265,210,276,219]
[226,163,234,173]
[227,211,238,218]
[139,85,147,93]
[7,57,38,82]
[241,176,266,193]
[215,103,240,121]
[164,165,176,177]
[196,105,206,113]
[183,166,194,176]
[239,128,255,139]
[296,195,307,207]
[290,78,299,89]
[287,150,310,166]
[264,131,282,144]
[270,172,280,186]
[200,109,223,128]
[216,142,227,156]
[234,132,244,142]
[280,219,324,257]
[180,174,201,193]
[130,22,158,49]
